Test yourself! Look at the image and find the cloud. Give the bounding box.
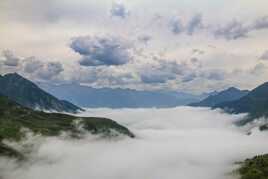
[2,107,268,179]
[202,70,226,81]
[140,70,176,84]
[2,50,20,66]
[214,16,268,40]
[139,60,187,84]
[36,62,64,80]
[110,2,129,19]
[192,49,205,55]
[214,20,249,40]
[23,57,43,73]
[169,17,184,35]
[260,50,268,60]
[138,35,152,45]
[252,16,268,30]
[187,14,203,35]
[70,35,132,66]
[20,56,64,80]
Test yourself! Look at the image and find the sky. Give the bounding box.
[2,107,268,179]
[0,0,268,93]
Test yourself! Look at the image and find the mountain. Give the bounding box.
[0,73,82,113]
[0,94,134,158]
[189,87,249,107]
[215,82,268,119]
[38,83,207,108]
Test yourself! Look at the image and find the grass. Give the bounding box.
[0,95,134,158]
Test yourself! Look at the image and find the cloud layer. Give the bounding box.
[1,107,268,179]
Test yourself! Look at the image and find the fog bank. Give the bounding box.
[1,107,268,179]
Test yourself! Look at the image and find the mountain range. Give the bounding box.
[39,83,209,108]
[189,87,249,107]
[0,73,82,113]
[215,82,268,120]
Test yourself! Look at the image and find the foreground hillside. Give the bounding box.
[0,95,134,158]
[0,73,82,113]
[238,154,268,179]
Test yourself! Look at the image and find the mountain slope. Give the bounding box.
[215,82,268,119]
[0,73,82,113]
[190,87,249,107]
[39,83,206,108]
[0,94,134,158]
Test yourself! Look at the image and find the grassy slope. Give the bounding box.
[0,95,134,158]
[238,154,268,179]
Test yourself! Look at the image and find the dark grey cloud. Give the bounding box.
[70,35,132,66]
[181,73,197,83]
[139,60,188,84]
[214,16,268,40]
[169,14,203,36]
[187,14,203,35]
[253,16,268,30]
[169,17,184,35]
[260,50,268,60]
[138,35,152,45]
[2,50,20,66]
[23,57,43,73]
[110,2,129,19]
[36,62,64,80]
[214,20,249,40]
[203,71,225,81]
[21,56,64,80]
[140,71,176,84]
[192,49,205,55]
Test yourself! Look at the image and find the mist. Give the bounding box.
[1,107,268,179]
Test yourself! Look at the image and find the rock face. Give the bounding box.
[0,94,134,158]
[215,82,268,119]
[0,73,82,113]
[190,87,249,107]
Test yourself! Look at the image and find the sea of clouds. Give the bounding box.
[1,106,268,179]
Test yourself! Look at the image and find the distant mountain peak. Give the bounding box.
[189,87,249,107]
[215,81,268,120]
[226,87,239,91]
[0,73,82,113]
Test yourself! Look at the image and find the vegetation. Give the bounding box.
[0,73,82,113]
[238,154,268,179]
[214,82,268,123]
[190,87,249,107]
[0,95,134,158]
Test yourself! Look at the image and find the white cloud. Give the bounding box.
[1,107,268,179]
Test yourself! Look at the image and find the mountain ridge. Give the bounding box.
[215,82,268,120]
[189,87,249,107]
[39,83,208,108]
[0,73,82,113]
